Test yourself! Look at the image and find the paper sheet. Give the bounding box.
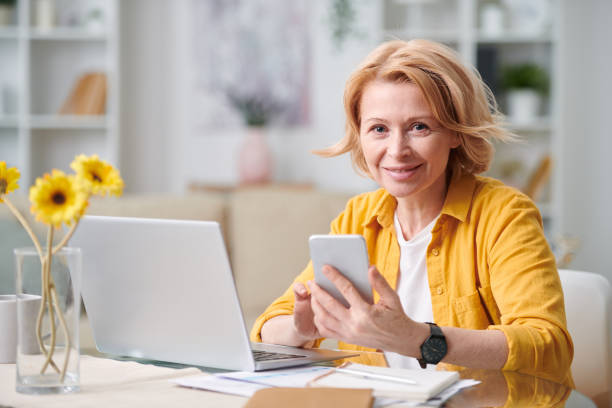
[174,366,332,397]
[218,366,332,387]
[174,375,267,397]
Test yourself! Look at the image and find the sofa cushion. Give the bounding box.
[228,187,352,328]
[87,193,229,244]
[87,193,226,223]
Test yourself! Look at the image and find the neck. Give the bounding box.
[395,172,449,241]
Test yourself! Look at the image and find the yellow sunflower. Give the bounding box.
[29,170,89,228]
[70,154,124,197]
[0,161,20,203]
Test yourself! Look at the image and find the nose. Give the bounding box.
[387,128,411,159]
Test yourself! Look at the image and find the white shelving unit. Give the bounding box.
[382,0,558,234]
[0,0,118,189]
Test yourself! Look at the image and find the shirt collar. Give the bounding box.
[440,170,476,222]
[363,189,397,229]
[363,170,477,229]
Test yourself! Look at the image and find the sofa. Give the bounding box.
[0,186,352,351]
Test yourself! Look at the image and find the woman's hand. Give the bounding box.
[291,282,321,342]
[307,266,509,369]
[260,282,321,347]
[307,265,429,357]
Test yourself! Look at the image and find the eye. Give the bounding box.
[409,122,431,137]
[370,125,387,135]
[413,123,429,132]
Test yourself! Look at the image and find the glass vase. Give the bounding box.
[14,247,81,394]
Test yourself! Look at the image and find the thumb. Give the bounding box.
[369,266,401,309]
[293,282,310,301]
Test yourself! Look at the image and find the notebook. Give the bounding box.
[70,215,357,371]
[244,388,373,408]
[308,362,460,402]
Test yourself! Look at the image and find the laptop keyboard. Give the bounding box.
[252,350,306,361]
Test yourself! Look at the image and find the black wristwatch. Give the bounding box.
[418,322,447,369]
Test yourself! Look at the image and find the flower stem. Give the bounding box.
[5,197,59,372]
[50,287,71,382]
[52,221,79,256]
[3,196,43,260]
[41,227,58,375]
[35,257,59,374]
[49,221,77,380]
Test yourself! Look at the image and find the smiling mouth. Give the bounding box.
[383,164,422,173]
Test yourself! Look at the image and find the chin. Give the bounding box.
[380,182,419,199]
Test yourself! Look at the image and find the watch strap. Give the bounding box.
[417,322,445,369]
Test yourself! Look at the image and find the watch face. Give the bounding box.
[422,336,447,364]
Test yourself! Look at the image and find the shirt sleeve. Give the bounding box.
[484,194,574,385]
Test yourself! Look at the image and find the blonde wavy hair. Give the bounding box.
[315,39,513,176]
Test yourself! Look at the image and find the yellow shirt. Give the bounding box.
[250,171,574,386]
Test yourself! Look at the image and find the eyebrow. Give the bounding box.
[362,116,437,125]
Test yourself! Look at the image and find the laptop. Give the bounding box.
[70,215,358,371]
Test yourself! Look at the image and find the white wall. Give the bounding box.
[119,0,377,195]
[119,0,175,193]
[308,0,380,193]
[556,0,612,278]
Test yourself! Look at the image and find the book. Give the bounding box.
[307,362,460,402]
[244,387,373,408]
[59,72,107,115]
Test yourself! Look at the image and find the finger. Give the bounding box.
[293,282,309,300]
[310,293,340,325]
[322,265,368,308]
[313,318,341,340]
[310,295,342,338]
[307,280,348,321]
[292,287,319,339]
[293,302,316,336]
[368,266,402,308]
[293,283,313,315]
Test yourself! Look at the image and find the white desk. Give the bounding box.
[0,355,247,408]
[0,354,598,408]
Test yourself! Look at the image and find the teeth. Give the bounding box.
[387,166,417,172]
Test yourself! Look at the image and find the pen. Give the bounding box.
[334,366,418,385]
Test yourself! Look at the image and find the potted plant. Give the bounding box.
[328,0,358,51]
[501,62,549,124]
[0,0,16,26]
[227,94,278,128]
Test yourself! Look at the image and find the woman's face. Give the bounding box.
[359,80,459,201]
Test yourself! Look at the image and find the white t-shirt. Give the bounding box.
[384,212,436,369]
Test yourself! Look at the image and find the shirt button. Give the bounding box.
[431,248,440,256]
[436,287,444,295]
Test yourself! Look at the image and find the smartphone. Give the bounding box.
[308,234,373,307]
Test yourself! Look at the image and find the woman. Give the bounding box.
[250,39,573,386]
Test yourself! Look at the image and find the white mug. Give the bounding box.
[0,295,18,363]
[0,294,42,363]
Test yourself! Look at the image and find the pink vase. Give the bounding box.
[238,127,273,185]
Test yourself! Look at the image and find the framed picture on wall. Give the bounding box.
[191,0,311,131]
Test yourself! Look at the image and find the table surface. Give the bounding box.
[0,354,597,408]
